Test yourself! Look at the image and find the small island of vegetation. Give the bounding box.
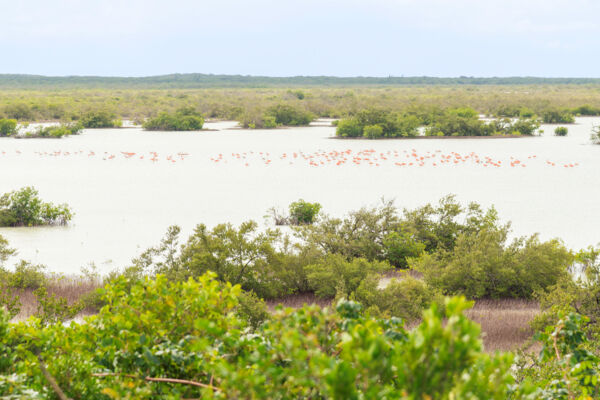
[142,107,205,131]
[0,187,73,227]
[336,107,540,138]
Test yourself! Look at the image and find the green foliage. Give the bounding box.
[383,231,426,268]
[79,110,122,128]
[0,275,532,399]
[554,126,568,136]
[542,109,575,124]
[305,254,391,298]
[265,103,313,126]
[295,199,401,261]
[176,221,292,299]
[533,313,600,399]
[363,124,384,138]
[336,109,420,138]
[0,186,73,227]
[413,227,573,299]
[0,118,18,136]
[143,107,204,131]
[288,199,321,224]
[572,104,600,116]
[335,117,362,137]
[353,273,442,321]
[34,285,83,326]
[25,122,82,138]
[7,261,46,289]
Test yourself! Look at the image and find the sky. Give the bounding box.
[1,0,600,77]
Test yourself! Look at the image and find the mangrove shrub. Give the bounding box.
[143,107,204,131]
[0,186,73,227]
[0,118,18,136]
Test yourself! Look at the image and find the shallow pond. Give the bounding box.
[1,118,599,273]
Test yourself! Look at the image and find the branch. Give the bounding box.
[92,373,221,392]
[37,356,72,400]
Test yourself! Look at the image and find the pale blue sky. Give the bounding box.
[1,0,599,77]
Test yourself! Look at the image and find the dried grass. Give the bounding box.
[466,298,540,352]
[10,277,102,321]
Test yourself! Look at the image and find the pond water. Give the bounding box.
[1,118,599,274]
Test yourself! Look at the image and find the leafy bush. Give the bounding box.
[305,254,391,298]
[0,187,73,227]
[0,118,18,136]
[353,273,442,321]
[289,199,321,224]
[412,227,573,299]
[363,124,384,138]
[25,122,82,138]
[143,107,204,131]
[554,126,568,136]
[7,261,46,289]
[0,275,530,399]
[336,109,421,138]
[383,231,426,268]
[572,104,600,116]
[335,117,363,137]
[265,104,313,126]
[542,109,575,123]
[79,110,121,128]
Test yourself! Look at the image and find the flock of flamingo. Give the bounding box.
[0,148,581,169]
[209,148,581,169]
[0,150,191,163]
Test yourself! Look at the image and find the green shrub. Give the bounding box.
[0,118,18,136]
[554,126,568,136]
[7,261,46,289]
[0,276,530,399]
[363,124,384,138]
[353,273,442,321]
[289,199,321,224]
[79,110,121,128]
[542,109,575,124]
[0,186,73,227]
[305,254,391,298]
[412,228,573,299]
[265,104,313,126]
[26,122,82,138]
[143,107,204,131]
[177,221,291,298]
[336,117,363,137]
[572,104,600,116]
[383,231,426,268]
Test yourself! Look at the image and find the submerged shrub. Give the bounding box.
[26,122,82,138]
[0,186,73,227]
[554,126,568,136]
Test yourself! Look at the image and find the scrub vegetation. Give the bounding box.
[0,187,73,227]
[2,84,600,132]
[3,196,600,397]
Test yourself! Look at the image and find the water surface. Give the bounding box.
[1,119,598,273]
